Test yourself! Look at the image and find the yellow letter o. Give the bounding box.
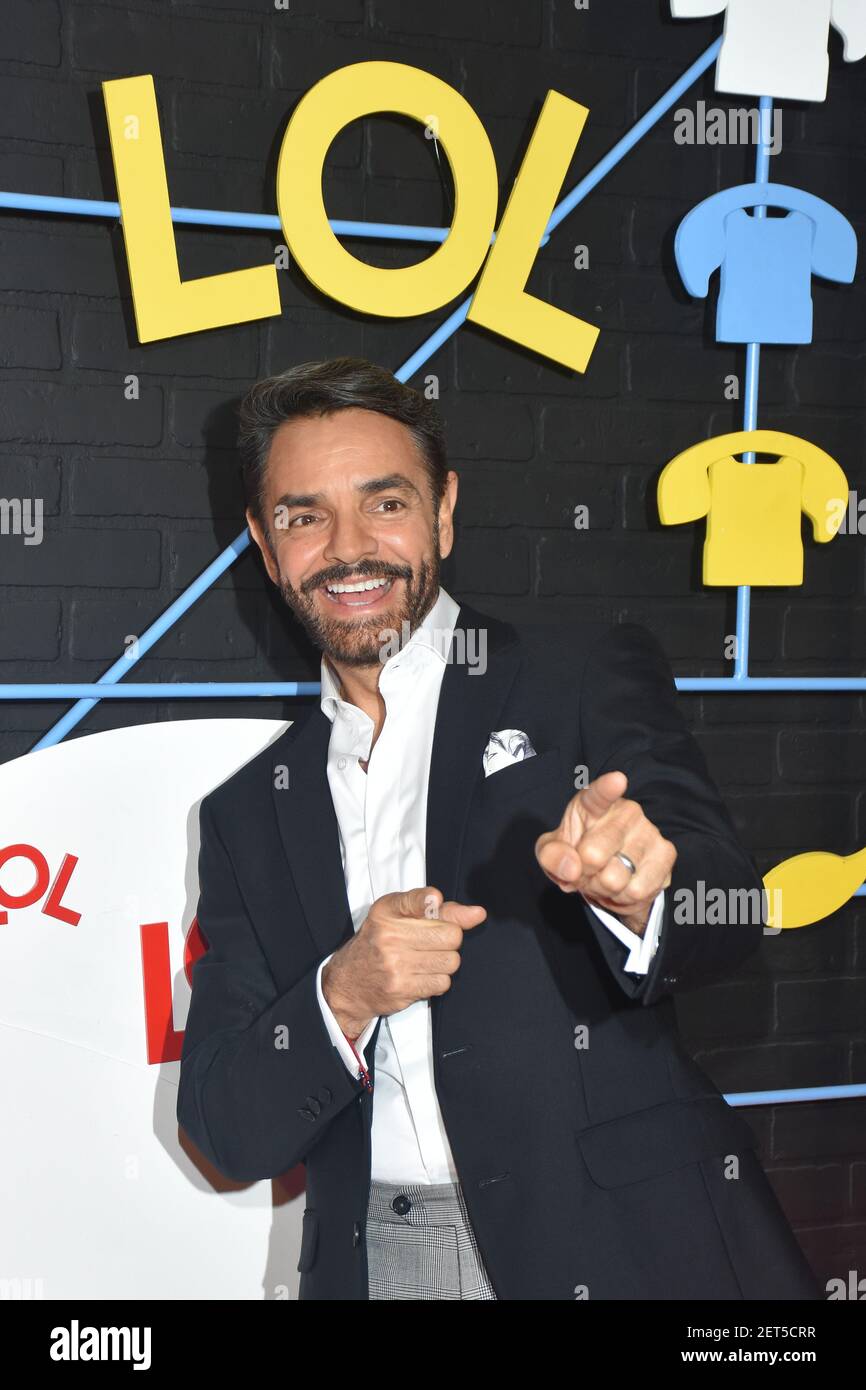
[276,61,499,317]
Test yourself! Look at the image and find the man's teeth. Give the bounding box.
[325,577,392,594]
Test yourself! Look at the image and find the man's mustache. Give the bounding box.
[301,561,414,595]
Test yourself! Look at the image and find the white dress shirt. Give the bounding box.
[314,587,664,1184]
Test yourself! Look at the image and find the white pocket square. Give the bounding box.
[483,728,537,777]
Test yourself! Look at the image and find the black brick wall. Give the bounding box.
[1,0,864,1291]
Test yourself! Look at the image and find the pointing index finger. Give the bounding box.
[568,769,628,828]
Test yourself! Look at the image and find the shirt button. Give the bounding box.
[337,757,347,770]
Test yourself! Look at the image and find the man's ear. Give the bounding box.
[246,508,280,586]
[437,471,459,560]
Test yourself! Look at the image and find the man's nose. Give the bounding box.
[324,510,377,564]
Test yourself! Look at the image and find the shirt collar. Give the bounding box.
[319,585,460,723]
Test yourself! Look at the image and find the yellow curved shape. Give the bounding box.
[276,61,498,317]
[763,845,866,929]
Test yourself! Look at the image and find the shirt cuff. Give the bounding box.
[582,888,665,975]
[316,952,378,1074]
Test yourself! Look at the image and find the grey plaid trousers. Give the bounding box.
[366,1178,498,1300]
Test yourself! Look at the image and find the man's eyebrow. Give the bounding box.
[272,490,323,510]
[357,473,422,498]
[272,473,422,511]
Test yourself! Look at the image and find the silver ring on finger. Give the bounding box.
[614,851,637,876]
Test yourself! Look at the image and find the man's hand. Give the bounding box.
[534,770,677,935]
[321,886,487,1038]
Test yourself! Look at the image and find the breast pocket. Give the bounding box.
[477,746,565,806]
[297,1208,319,1273]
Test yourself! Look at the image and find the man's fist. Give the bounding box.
[534,770,677,934]
[321,886,487,1039]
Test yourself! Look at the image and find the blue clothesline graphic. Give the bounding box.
[1,39,861,741]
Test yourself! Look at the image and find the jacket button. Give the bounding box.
[391,1193,411,1216]
[306,1095,322,1115]
[353,1222,361,1248]
[319,1087,333,1104]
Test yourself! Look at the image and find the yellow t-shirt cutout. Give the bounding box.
[657,429,848,585]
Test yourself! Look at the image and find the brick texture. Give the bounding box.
[0,0,864,1292]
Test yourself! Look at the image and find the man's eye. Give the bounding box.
[289,514,318,528]
[375,498,405,512]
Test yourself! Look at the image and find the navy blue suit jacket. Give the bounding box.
[177,604,820,1300]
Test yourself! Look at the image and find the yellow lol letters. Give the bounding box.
[103,64,598,369]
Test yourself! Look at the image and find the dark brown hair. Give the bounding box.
[237,356,449,536]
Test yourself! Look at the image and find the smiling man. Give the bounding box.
[177,356,820,1302]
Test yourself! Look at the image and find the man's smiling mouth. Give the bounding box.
[320,576,396,608]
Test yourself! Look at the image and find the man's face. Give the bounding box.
[246,407,458,668]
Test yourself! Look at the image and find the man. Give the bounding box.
[177,357,820,1301]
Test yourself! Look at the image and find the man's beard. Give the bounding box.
[274,521,442,668]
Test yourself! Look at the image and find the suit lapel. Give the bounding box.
[424,602,523,905]
[271,702,356,961]
[425,603,522,1059]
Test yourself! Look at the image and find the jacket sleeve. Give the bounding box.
[176,794,366,1182]
[577,622,765,1006]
